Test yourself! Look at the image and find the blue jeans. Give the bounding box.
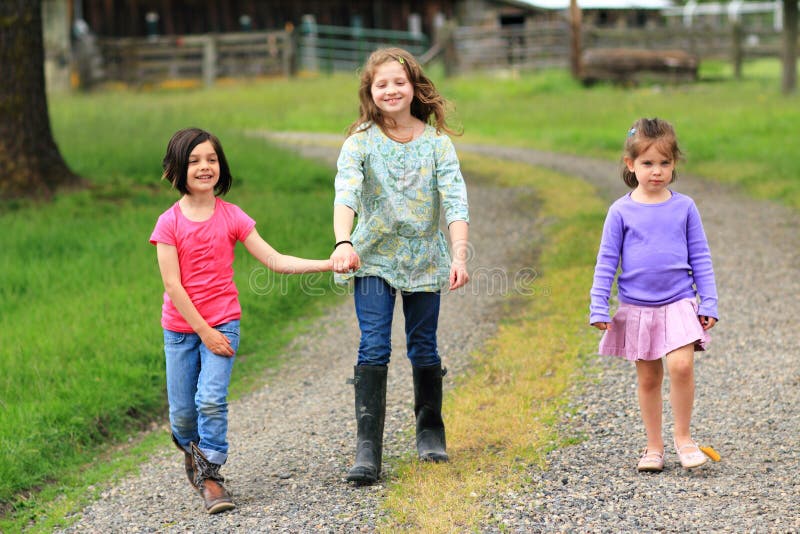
[354,276,441,367]
[163,320,239,465]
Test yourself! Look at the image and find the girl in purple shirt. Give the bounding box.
[590,118,719,473]
[151,128,336,513]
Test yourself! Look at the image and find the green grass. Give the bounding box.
[53,58,800,210]
[379,154,605,532]
[91,57,796,209]
[445,63,800,207]
[1,56,797,530]
[0,113,340,525]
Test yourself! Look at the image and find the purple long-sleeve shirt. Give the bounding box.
[590,191,718,324]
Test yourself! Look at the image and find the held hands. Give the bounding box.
[200,328,234,357]
[330,243,361,273]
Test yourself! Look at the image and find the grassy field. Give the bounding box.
[448,62,800,207]
[1,58,796,530]
[50,57,800,209]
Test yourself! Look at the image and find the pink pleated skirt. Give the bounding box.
[598,298,711,361]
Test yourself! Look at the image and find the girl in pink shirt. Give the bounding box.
[150,127,336,514]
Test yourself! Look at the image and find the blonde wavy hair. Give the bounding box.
[347,47,460,141]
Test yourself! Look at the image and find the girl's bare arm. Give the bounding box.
[243,228,333,274]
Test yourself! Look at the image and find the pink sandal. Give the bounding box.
[674,439,708,469]
[637,448,665,472]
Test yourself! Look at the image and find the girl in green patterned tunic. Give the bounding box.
[330,47,470,484]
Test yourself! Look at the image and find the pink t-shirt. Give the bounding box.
[150,198,256,333]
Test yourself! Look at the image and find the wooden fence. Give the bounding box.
[93,22,427,87]
[88,21,784,87]
[449,22,784,75]
[97,30,293,87]
[298,19,428,73]
[584,25,783,60]
[451,22,569,72]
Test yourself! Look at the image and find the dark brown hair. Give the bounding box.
[347,47,460,141]
[621,118,682,188]
[161,127,232,196]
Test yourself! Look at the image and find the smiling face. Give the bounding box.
[625,143,675,201]
[185,140,220,196]
[370,60,414,120]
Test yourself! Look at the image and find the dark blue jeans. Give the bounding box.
[354,276,441,367]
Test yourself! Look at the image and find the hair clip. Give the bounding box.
[627,128,637,138]
[396,56,405,65]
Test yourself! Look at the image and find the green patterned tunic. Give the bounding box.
[334,123,469,291]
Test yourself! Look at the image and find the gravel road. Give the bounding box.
[461,144,800,533]
[58,134,799,533]
[58,133,539,533]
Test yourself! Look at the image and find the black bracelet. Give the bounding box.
[334,240,353,251]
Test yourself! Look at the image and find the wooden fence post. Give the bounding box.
[284,26,296,77]
[441,20,458,77]
[202,35,217,87]
[783,0,798,94]
[300,14,319,73]
[732,22,743,80]
[569,0,583,79]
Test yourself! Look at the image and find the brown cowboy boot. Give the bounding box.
[190,443,235,514]
[171,434,197,488]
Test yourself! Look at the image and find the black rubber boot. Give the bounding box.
[346,364,388,484]
[413,364,449,462]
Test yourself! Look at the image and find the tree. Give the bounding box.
[783,0,798,94]
[0,0,81,200]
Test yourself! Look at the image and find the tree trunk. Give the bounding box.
[783,0,798,94]
[0,0,81,200]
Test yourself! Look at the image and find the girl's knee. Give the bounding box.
[636,360,663,390]
[408,353,440,368]
[357,352,391,366]
[638,374,662,391]
[358,334,392,364]
[197,402,227,422]
[170,412,197,433]
[669,360,694,382]
[666,347,695,380]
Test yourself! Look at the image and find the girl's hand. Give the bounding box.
[592,322,611,331]
[201,329,234,357]
[699,315,717,331]
[347,250,361,271]
[330,243,360,273]
[449,260,470,290]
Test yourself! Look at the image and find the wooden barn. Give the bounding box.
[43,0,465,89]
[70,0,458,38]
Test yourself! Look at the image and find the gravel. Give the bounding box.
[57,134,538,533]
[463,144,800,533]
[57,135,799,533]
